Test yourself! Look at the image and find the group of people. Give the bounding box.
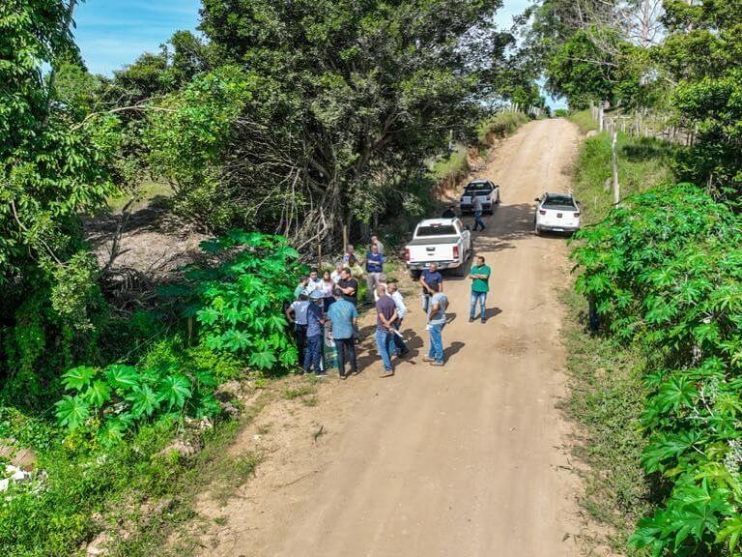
[286,235,492,379]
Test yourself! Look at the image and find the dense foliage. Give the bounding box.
[185,231,302,371]
[528,0,741,201]
[572,184,742,556]
[142,0,510,241]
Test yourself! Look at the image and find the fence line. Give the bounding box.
[589,104,696,146]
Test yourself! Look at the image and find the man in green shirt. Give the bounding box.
[468,255,491,323]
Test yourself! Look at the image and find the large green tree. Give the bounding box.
[147,0,504,244]
[658,0,742,200]
[0,1,122,402]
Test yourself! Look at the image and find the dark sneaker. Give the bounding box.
[469,317,475,323]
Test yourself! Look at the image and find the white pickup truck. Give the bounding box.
[404,218,472,278]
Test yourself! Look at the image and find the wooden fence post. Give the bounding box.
[611,130,620,205]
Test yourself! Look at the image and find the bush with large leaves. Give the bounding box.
[185,231,302,372]
[572,184,742,556]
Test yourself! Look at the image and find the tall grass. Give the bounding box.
[568,109,598,134]
[476,111,529,145]
[574,132,674,224]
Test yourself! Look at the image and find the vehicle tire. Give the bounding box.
[453,259,468,277]
[409,269,422,280]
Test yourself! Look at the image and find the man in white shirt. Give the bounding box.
[304,268,322,296]
[330,262,344,284]
[371,234,384,256]
[387,281,409,356]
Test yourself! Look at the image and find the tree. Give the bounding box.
[0,0,122,402]
[149,0,505,244]
[658,0,742,201]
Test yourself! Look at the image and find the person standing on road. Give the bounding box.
[337,268,359,306]
[343,245,358,267]
[294,276,309,299]
[387,281,409,357]
[420,263,443,313]
[326,289,359,379]
[375,285,398,378]
[424,290,449,367]
[468,255,491,323]
[305,268,322,296]
[285,293,310,370]
[320,270,336,312]
[370,234,385,256]
[331,262,344,284]
[304,291,326,376]
[364,243,385,304]
[472,196,486,232]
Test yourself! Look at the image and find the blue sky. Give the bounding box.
[75,0,531,75]
[74,0,201,75]
[74,0,563,106]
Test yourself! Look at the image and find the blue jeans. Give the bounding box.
[375,329,394,372]
[304,334,323,373]
[470,291,487,320]
[428,322,445,363]
[474,210,485,231]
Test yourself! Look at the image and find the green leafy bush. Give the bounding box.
[572,183,742,556]
[55,361,220,443]
[186,230,302,372]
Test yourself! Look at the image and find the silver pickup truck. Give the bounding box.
[404,218,472,278]
[459,180,500,214]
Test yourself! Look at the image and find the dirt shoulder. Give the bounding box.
[182,119,591,557]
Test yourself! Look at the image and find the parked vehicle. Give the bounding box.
[404,218,472,278]
[534,192,581,234]
[459,180,500,214]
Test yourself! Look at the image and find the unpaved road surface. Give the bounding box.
[197,118,585,557]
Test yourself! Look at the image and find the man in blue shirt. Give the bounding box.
[304,291,325,375]
[420,262,443,313]
[364,243,385,304]
[326,289,359,379]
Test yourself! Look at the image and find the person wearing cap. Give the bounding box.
[304,290,326,375]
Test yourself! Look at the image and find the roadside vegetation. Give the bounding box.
[0,2,545,555]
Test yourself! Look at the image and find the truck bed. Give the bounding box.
[406,237,459,246]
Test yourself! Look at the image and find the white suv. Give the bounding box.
[534,193,581,234]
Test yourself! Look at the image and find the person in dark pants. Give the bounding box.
[337,267,359,306]
[285,293,310,370]
[304,291,325,376]
[441,206,457,218]
[326,289,359,379]
[420,263,443,313]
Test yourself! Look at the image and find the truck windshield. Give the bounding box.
[416,225,457,236]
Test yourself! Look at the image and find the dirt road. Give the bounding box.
[197,118,585,557]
